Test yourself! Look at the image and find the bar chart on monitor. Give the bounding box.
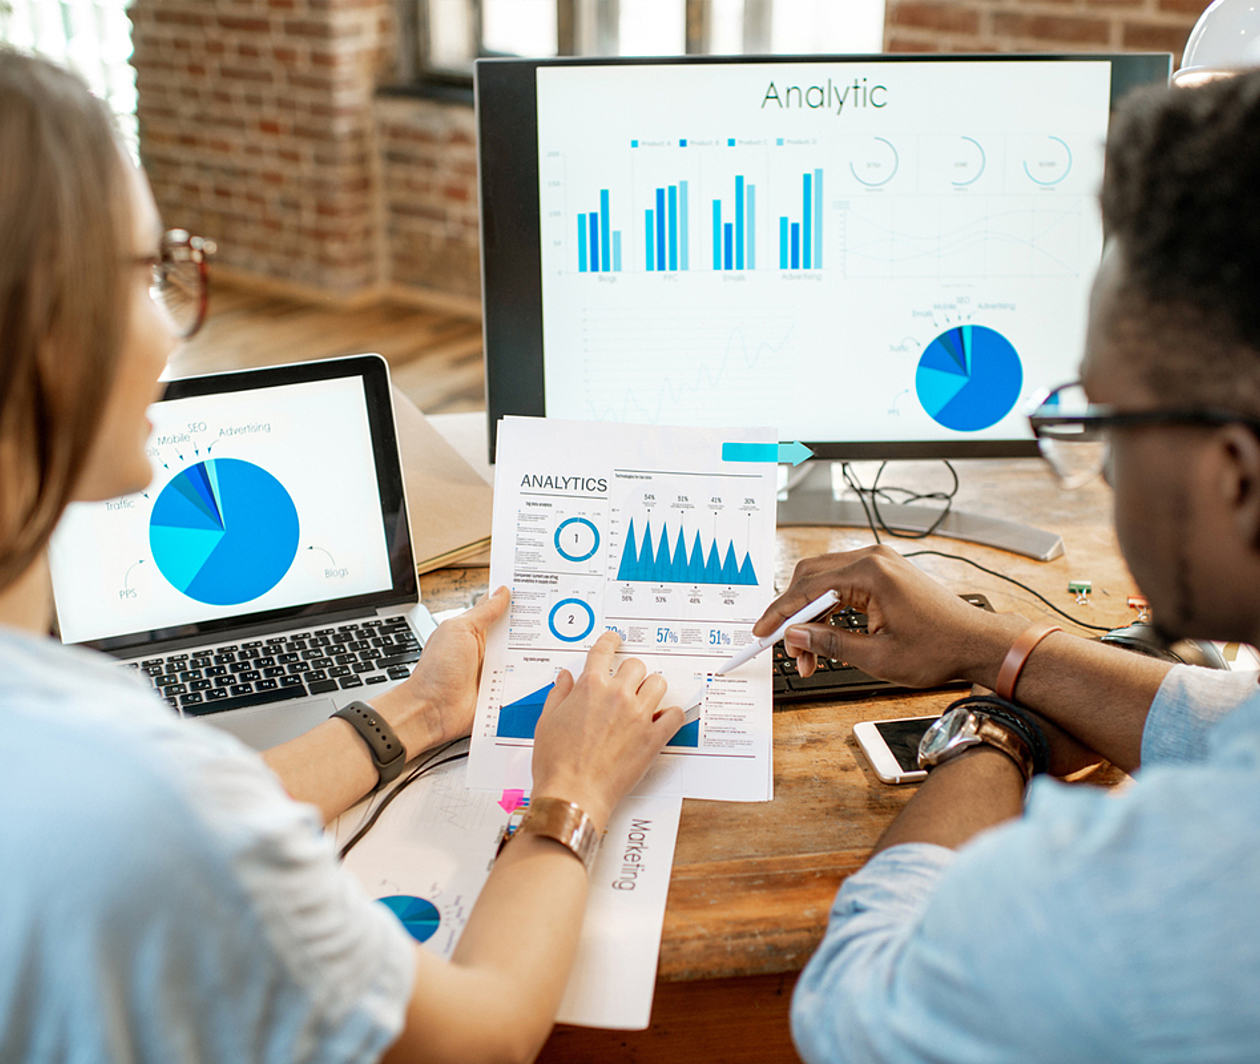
[542,139,835,278]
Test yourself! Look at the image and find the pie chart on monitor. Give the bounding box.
[915,324,1023,432]
[149,457,299,606]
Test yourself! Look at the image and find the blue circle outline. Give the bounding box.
[554,517,600,562]
[849,136,900,187]
[1022,135,1073,186]
[549,598,596,642]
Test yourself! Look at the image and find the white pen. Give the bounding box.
[678,589,842,726]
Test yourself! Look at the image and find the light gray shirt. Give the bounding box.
[792,664,1260,1063]
[0,627,415,1062]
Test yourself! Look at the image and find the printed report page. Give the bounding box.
[467,416,778,801]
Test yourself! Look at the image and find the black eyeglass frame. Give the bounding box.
[1028,381,1260,442]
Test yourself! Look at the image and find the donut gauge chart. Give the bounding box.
[149,457,300,606]
[554,517,600,562]
[915,325,1023,432]
[548,598,596,642]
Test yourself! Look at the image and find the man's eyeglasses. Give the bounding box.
[1028,381,1260,488]
[138,229,216,339]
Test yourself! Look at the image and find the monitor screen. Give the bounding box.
[476,53,1171,462]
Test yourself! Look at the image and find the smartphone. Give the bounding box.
[853,715,940,784]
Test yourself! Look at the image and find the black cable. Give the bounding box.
[840,460,960,541]
[337,743,469,860]
[904,548,1114,632]
[833,463,1109,633]
[839,462,882,545]
[869,459,959,539]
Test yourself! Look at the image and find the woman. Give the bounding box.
[0,50,682,1062]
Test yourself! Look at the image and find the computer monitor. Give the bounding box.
[475,53,1170,555]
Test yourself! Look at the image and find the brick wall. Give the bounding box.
[128,0,1209,307]
[376,96,481,301]
[884,0,1202,63]
[130,0,393,296]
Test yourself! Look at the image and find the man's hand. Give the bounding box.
[754,545,1026,688]
[372,586,510,755]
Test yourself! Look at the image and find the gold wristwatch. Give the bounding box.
[502,796,601,871]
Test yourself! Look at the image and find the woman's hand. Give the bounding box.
[531,631,683,831]
[754,545,1026,689]
[371,586,510,754]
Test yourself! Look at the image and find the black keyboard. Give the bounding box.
[123,616,423,717]
[772,593,993,706]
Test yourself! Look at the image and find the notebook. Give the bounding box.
[48,354,437,750]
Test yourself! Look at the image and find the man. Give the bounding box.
[756,72,1260,1061]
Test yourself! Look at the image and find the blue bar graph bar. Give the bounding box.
[724,223,734,270]
[713,200,722,270]
[579,215,588,272]
[589,211,600,272]
[775,171,825,271]
[655,188,666,272]
[746,185,756,270]
[645,210,655,271]
[680,181,689,270]
[802,171,812,270]
[667,185,678,272]
[813,168,823,269]
[613,231,622,272]
[599,189,611,274]
[735,175,745,270]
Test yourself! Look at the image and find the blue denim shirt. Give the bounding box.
[792,665,1260,1063]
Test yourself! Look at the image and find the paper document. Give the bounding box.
[335,759,682,1030]
[468,416,777,801]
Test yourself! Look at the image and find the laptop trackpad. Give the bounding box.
[205,697,339,751]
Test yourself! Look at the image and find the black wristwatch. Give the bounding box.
[332,701,407,786]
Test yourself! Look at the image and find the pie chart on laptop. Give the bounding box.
[915,324,1023,432]
[149,458,300,606]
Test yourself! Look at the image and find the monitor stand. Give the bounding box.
[776,462,1064,562]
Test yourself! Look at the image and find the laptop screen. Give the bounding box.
[49,355,416,652]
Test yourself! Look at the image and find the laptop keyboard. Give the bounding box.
[125,616,422,717]
[771,593,992,705]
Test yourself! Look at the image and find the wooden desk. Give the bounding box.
[419,459,1138,1063]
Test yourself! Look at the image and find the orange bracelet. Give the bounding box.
[994,622,1061,701]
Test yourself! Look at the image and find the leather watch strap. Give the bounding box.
[972,713,1036,781]
[332,700,406,786]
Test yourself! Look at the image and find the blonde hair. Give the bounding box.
[0,50,131,587]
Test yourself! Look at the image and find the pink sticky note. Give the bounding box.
[498,788,525,813]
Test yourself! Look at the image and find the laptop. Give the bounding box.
[48,354,437,750]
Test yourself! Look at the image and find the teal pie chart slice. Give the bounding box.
[379,895,441,943]
[916,324,1022,432]
[149,457,299,606]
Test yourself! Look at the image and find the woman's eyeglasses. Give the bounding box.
[139,229,216,339]
[1028,381,1260,488]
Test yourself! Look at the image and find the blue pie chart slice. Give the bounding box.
[149,458,299,606]
[916,325,1022,432]
[379,895,441,943]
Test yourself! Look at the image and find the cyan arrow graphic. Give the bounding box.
[721,441,815,466]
